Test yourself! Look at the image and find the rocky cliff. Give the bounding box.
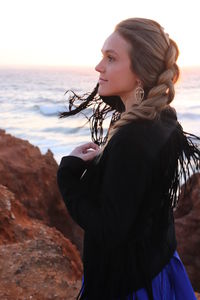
[0,130,83,299]
[0,129,84,254]
[0,129,199,299]
[175,173,200,292]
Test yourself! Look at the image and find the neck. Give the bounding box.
[121,94,137,112]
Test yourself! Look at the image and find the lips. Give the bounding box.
[99,78,108,83]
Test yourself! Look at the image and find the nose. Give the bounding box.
[95,58,105,73]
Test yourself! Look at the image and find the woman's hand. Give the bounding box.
[69,142,100,162]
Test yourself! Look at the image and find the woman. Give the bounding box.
[57,18,199,300]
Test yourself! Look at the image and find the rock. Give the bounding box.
[0,184,33,244]
[196,292,200,300]
[0,184,83,299]
[0,129,199,297]
[175,173,200,292]
[0,129,83,255]
[0,231,82,300]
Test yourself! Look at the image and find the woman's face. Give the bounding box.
[95,31,139,102]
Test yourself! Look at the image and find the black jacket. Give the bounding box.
[57,109,199,300]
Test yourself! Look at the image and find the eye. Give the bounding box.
[100,53,115,62]
[108,55,114,62]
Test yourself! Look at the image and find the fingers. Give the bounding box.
[69,142,100,162]
[80,142,101,161]
[82,149,100,161]
[80,142,100,152]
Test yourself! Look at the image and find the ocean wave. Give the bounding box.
[33,103,94,118]
[33,97,59,104]
[34,104,66,116]
[178,112,200,120]
[42,126,89,134]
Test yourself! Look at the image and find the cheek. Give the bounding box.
[112,67,136,90]
[123,72,137,89]
[98,63,137,96]
[112,61,135,79]
[108,65,126,85]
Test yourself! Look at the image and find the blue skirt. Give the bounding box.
[80,251,197,299]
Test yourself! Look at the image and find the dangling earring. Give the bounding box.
[135,84,144,104]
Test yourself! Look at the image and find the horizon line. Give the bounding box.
[1,63,200,70]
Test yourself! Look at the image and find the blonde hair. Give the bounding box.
[96,17,180,162]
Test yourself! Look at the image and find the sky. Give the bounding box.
[0,0,200,69]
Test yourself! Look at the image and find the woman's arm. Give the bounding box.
[57,135,152,249]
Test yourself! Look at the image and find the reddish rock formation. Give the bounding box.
[175,173,200,292]
[0,184,33,244]
[196,292,200,300]
[0,129,83,255]
[0,184,82,299]
[0,129,200,298]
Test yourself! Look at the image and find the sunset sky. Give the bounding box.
[0,0,200,68]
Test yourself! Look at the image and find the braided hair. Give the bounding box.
[59,18,200,209]
[97,18,180,155]
[60,18,180,150]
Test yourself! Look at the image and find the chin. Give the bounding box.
[98,87,115,97]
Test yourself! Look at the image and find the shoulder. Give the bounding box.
[102,120,153,165]
[108,119,151,146]
[105,115,178,161]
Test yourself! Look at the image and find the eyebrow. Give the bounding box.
[101,49,118,56]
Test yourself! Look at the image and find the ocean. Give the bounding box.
[0,66,199,164]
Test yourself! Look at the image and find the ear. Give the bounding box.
[136,79,143,87]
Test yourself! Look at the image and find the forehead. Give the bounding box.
[101,31,131,57]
